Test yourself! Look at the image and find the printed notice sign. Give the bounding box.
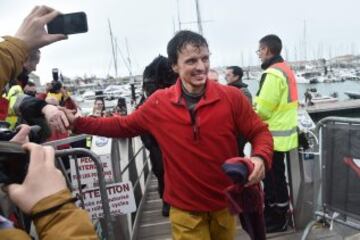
[70,154,113,187]
[74,181,137,220]
[70,136,114,187]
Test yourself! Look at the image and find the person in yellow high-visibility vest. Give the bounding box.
[5,49,40,129]
[255,34,298,233]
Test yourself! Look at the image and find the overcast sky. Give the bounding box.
[1,0,360,84]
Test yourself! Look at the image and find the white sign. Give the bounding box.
[70,136,114,187]
[70,154,113,187]
[74,182,136,220]
[91,136,112,155]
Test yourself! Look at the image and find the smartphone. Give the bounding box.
[52,68,59,81]
[0,142,29,184]
[47,12,88,35]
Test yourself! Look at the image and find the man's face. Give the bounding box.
[208,71,219,82]
[172,44,210,93]
[94,100,104,111]
[225,69,238,83]
[257,44,271,63]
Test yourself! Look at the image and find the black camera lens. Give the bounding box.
[0,142,29,184]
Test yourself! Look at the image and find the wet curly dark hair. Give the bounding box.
[142,55,178,96]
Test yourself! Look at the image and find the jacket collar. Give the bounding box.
[261,55,284,70]
[170,78,221,107]
[228,80,248,89]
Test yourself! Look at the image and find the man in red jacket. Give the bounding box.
[64,30,273,240]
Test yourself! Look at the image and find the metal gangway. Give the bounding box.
[39,116,360,240]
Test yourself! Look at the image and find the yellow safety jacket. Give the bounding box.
[5,84,23,129]
[255,62,298,152]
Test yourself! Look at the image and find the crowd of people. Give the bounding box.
[0,5,299,240]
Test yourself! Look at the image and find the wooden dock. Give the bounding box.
[305,99,360,113]
[303,99,360,122]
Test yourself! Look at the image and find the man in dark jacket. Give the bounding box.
[138,55,177,216]
[226,66,252,158]
[225,66,252,103]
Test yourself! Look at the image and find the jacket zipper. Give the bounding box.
[189,109,199,142]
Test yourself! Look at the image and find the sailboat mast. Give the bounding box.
[303,20,307,61]
[125,38,132,77]
[108,19,118,78]
[194,0,203,35]
[177,0,182,31]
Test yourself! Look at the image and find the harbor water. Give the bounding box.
[244,79,360,101]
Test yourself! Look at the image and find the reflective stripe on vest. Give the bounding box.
[271,126,297,137]
[256,97,298,112]
[271,62,298,103]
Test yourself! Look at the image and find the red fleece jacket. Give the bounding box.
[73,80,273,211]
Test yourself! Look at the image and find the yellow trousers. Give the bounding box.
[170,207,236,240]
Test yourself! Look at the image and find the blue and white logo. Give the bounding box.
[95,137,109,147]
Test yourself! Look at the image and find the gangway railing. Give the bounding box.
[301,117,360,239]
[43,133,152,240]
[55,148,115,240]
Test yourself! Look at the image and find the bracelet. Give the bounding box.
[31,197,77,220]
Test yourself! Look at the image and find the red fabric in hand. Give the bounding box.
[223,157,264,214]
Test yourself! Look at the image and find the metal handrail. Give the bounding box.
[302,116,360,239]
[316,116,360,134]
[133,157,150,190]
[56,148,115,240]
[120,146,145,176]
[44,134,89,147]
[43,134,151,240]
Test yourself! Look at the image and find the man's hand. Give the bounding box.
[5,143,66,214]
[42,105,69,132]
[15,5,67,50]
[245,156,266,187]
[60,107,77,126]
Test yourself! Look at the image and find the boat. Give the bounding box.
[344,91,360,99]
[82,90,96,100]
[104,85,125,100]
[296,75,309,84]
[311,95,338,104]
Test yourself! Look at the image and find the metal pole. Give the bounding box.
[194,0,203,35]
[108,19,118,78]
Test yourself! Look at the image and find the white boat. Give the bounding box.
[296,75,309,84]
[104,85,126,100]
[311,96,339,104]
[82,90,96,100]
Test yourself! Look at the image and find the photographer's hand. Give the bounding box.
[42,104,69,132]
[5,143,66,214]
[15,6,67,50]
[10,124,31,144]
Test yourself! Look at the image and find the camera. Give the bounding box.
[0,141,29,184]
[222,162,249,184]
[52,68,59,81]
[0,125,42,184]
[0,124,41,142]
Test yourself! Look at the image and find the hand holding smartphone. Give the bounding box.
[47,12,88,35]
